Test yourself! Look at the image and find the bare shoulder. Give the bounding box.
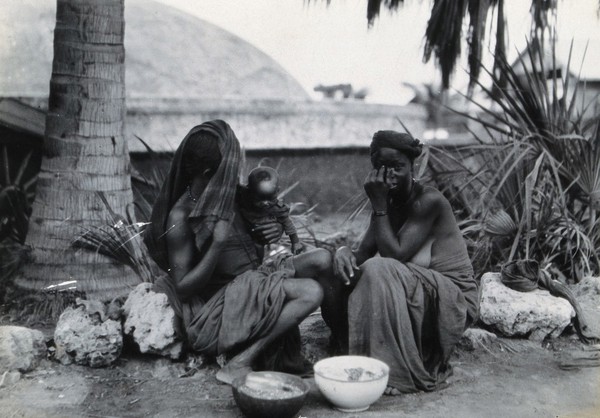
[167,202,188,225]
[412,185,448,213]
[420,186,462,236]
[166,201,193,238]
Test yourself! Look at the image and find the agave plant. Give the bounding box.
[430,36,600,282]
[0,146,37,244]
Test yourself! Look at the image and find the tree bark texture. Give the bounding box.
[17,0,140,299]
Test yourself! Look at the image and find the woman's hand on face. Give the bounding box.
[252,222,283,244]
[333,246,359,286]
[364,167,389,211]
[213,219,232,244]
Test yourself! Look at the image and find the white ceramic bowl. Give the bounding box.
[313,355,389,412]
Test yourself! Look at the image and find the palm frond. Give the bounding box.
[424,0,469,88]
[366,0,406,23]
[72,192,155,283]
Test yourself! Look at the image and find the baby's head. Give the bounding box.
[247,166,280,208]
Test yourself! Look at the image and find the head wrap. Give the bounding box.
[369,130,423,166]
[144,120,241,272]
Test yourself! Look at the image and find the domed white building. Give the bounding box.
[1,0,310,101]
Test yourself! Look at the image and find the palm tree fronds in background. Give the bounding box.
[360,0,600,91]
[366,0,405,22]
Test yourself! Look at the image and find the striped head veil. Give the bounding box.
[144,120,241,272]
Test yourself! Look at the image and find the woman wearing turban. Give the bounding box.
[333,130,479,394]
[144,120,327,384]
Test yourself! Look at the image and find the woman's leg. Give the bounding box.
[216,278,323,384]
[293,248,349,354]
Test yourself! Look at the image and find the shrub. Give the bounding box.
[428,39,600,282]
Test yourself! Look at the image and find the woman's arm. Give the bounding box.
[364,167,438,262]
[166,213,230,300]
[333,222,377,285]
[353,221,378,265]
[373,194,439,261]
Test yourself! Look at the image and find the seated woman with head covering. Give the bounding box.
[332,130,479,395]
[144,120,332,384]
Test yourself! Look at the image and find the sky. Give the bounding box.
[155,0,600,105]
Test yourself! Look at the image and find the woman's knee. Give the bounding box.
[350,259,396,301]
[310,248,332,274]
[358,257,404,284]
[294,247,332,278]
[301,279,324,307]
[284,278,324,306]
[360,257,389,274]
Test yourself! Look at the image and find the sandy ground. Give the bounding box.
[1,313,599,418]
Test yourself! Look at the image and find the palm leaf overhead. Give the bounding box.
[366,0,405,22]
[361,0,599,90]
[366,0,503,89]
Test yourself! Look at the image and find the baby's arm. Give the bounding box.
[280,214,297,237]
[278,214,305,254]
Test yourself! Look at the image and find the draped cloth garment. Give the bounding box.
[348,249,478,393]
[153,222,305,372]
[145,120,305,372]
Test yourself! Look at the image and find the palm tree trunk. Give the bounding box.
[16,0,140,300]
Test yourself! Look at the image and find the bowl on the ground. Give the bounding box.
[313,355,389,412]
[232,371,310,418]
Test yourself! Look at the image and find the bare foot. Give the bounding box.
[215,364,252,385]
[384,386,402,396]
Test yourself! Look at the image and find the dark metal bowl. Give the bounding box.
[231,371,310,418]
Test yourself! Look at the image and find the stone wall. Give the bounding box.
[125,98,429,152]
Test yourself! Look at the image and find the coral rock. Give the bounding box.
[479,272,574,341]
[123,283,183,359]
[54,306,123,367]
[573,276,600,338]
[0,326,46,372]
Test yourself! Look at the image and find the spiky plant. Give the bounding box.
[0,145,38,304]
[429,36,600,281]
[0,146,37,244]
[72,192,157,283]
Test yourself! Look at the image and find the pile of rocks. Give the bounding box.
[53,283,183,367]
[0,282,183,388]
